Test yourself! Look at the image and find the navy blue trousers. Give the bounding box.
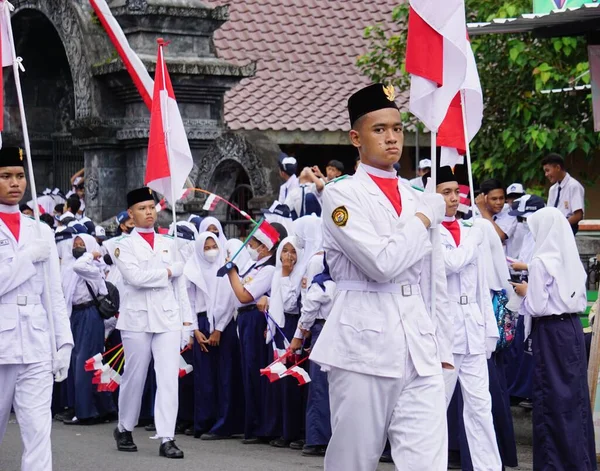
[276,313,306,441]
[447,350,518,469]
[69,305,116,419]
[306,322,331,446]
[237,308,282,439]
[532,314,596,471]
[192,316,244,436]
[506,315,533,400]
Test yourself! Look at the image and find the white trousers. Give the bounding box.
[0,362,53,471]
[325,362,447,471]
[118,330,180,438]
[443,353,502,471]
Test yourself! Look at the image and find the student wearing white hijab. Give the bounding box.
[60,234,116,425]
[511,207,595,470]
[198,217,227,252]
[261,236,306,448]
[184,232,244,439]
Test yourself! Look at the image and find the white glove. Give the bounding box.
[24,238,52,263]
[180,330,192,350]
[485,337,497,360]
[53,345,72,383]
[169,261,185,278]
[416,193,446,228]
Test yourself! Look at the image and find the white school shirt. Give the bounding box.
[278,174,299,202]
[409,176,424,189]
[521,259,587,318]
[284,182,321,217]
[236,257,276,308]
[71,253,108,305]
[547,173,585,218]
[298,280,336,333]
[494,205,518,250]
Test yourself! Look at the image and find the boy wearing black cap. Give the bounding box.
[310,84,452,470]
[111,187,193,459]
[436,166,502,471]
[0,147,73,471]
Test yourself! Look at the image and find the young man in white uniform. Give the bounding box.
[310,84,453,471]
[436,166,502,471]
[0,147,73,471]
[112,187,193,459]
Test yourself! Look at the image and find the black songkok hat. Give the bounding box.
[0,147,24,168]
[427,164,468,186]
[127,187,154,208]
[347,84,399,126]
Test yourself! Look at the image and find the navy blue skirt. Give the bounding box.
[506,315,533,400]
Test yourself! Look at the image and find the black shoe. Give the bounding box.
[242,437,270,445]
[64,416,101,425]
[302,445,327,456]
[201,433,231,440]
[144,423,156,432]
[114,427,138,452]
[379,453,393,463]
[269,437,290,448]
[519,399,533,410]
[290,439,305,450]
[54,408,75,422]
[159,440,184,459]
[175,423,188,435]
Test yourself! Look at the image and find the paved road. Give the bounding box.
[0,409,534,470]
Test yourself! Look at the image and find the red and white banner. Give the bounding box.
[405,0,468,133]
[145,40,193,204]
[0,1,15,148]
[89,0,153,109]
[203,194,219,211]
[281,364,311,385]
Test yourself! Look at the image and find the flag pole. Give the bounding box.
[3,2,58,363]
[157,39,179,256]
[460,90,476,213]
[429,130,438,318]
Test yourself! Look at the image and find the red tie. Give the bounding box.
[367,174,402,216]
[139,231,154,249]
[442,219,461,246]
[0,212,20,242]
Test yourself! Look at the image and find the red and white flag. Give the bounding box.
[438,40,483,168]
[144,40,193,204]
[89,0,153,109]
[178,354,193,377]
[203,194,219,211]
[405,0,468,132]
[260,360,288,383]
[281,364,311,385]
[0,1,14,148]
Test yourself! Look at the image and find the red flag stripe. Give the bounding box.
[405,7,443,86]
[437,93,466,154]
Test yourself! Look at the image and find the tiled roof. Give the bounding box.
[210,0,405,133]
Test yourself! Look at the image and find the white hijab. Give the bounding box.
[268,236,304,342]
[528,207,587,311]
[292,214,323,279]
[61,233,101,316]
[199,217,227,253]
[225,238,252,274]
[184,232,221,321]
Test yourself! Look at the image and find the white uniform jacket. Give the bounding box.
[310,166,452,378]
[439,222,498,355]
[0,215,72,364]
[112,230,193,333]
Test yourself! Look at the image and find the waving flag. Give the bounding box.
[145,40,193,204]
[405,0,468,132]
[203,194,219,211]
[89,0,153,109]
[0,1,14,148]
[281,364,311,385]
[439,40,483,168]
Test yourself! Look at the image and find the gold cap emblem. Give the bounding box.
[19,148,23,161]
[383,84,395,102]
[148,188,152,195]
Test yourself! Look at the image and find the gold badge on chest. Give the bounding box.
[114,247,120,258]
[332,206,349,227]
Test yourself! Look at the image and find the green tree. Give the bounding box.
[357,1,599,189]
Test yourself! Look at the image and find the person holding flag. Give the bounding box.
[0,147,73,471]
[309,84,451,470]
[111,187,193,459]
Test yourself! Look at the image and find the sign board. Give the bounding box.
[534,0,599,14]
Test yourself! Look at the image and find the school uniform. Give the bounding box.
[279,174,299,203]
[311,163,453,471]
[439,216,502,471]
[62,235,116,422]
[494,205,518,254]
[547,172,584,233]
[284,183,322,219]
[521,208,595,470]
[233,256,279,440]
[0,204,73,471]
[112,227,193,442]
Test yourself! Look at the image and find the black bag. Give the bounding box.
[85,281,120,320]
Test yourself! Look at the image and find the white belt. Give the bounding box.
[0,294,42,306]
[450,295,476,305]
[336,280,420,297]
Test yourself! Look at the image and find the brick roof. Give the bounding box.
[210,0,404,133]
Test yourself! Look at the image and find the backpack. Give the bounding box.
[85,281,120,320]
[492,289,517,350]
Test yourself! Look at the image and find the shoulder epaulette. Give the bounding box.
[410,185,425,192]
[326,175,350,185]
[112,235,128,242]
[461,220,473,227]
[160,234,174,239]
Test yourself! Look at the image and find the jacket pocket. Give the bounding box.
[0,311,18,332]
[31,314,48,331]
[337,309,383,362]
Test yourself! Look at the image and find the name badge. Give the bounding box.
[0,239,9,247]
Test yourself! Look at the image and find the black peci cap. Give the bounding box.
[348,84,399,127]
[0,147,24,169]
[127,187,154,208]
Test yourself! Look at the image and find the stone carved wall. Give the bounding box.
[12,0,93,118]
